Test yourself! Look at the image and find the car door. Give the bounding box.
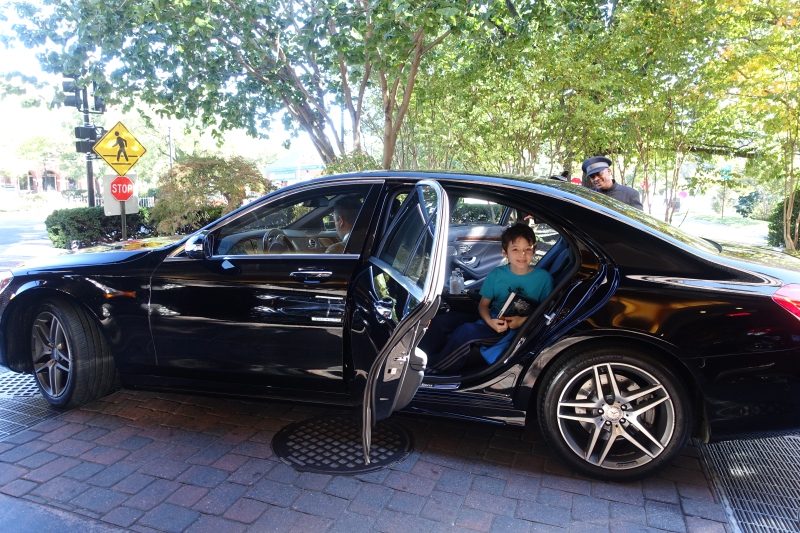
[448,196,509,289]
[349,180,450,462]
[148,181,380,393]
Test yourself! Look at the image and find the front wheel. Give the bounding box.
[537,346,692,481]
[31,298,117,408]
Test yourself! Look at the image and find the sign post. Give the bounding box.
[93,122,147,239]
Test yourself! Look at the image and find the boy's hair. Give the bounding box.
[501,223,537,251]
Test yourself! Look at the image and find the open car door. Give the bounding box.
[357,180,450,463]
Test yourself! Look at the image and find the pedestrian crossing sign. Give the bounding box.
[93,122,147,176]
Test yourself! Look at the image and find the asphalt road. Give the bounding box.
[0,210,64,271]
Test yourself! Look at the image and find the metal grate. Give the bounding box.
[0,372,41,398]
[272,415,413,475]
[701,435,800,533]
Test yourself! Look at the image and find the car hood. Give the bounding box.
[11,236,185,274]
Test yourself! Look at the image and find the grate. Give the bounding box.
[272,415,413,475]
[0,372,41,398]
[701,435,800,533]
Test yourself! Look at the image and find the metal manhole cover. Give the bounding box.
[272,415,413,475]
[0,372,40,398]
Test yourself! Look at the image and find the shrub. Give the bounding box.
[45,207,157,249]
[767,194,800,247]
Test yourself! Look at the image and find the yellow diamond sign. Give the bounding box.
[93,122,147,175]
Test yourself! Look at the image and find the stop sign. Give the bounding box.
[110,176,134,201]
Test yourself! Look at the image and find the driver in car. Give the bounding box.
[325,195,361,253]
[419,223,553,373]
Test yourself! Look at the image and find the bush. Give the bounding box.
[45,207,157,249]
[767,194,800,247]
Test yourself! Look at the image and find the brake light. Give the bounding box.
[772,284,800,320]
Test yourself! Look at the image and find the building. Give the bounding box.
[263,151,325,189]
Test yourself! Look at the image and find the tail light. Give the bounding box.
[772,284,800,320]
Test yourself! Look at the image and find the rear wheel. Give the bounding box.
[537,346,691,481]
[30,298,117,408]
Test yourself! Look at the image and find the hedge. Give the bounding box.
[45,207,157,249]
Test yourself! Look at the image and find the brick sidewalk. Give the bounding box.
[0,390,730,532]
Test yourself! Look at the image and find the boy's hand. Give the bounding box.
[501,315,527,330]
[489,318,508,333]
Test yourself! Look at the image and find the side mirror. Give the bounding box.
[185,231,211,259]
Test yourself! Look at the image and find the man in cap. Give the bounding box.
[582,156,643,210]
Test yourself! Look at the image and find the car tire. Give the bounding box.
[537,345,692,481]
[30,298,117,408]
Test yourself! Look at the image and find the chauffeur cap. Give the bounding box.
[581,156,612,177]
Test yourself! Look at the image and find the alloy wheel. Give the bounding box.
[31,311,73,400]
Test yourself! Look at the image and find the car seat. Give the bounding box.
[535,236,571,285]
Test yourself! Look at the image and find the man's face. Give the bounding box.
[590,168,613,190]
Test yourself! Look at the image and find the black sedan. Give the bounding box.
[1,171,799,481]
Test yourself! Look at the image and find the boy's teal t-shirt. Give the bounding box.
[479,264,553,318]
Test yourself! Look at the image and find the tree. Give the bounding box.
[8,0,486,169]
[150,155,270,234]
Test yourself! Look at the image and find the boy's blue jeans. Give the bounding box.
[418,311,504,373]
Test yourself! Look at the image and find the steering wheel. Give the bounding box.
[262,229,296,254]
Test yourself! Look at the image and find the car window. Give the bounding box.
[212,184,371,256]
[451,197,505,226]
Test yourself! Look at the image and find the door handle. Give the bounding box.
[290,270,333,282]
[461,257,476,265]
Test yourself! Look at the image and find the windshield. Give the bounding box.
[536,179,720,254]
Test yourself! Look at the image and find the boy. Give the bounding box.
[419,223,554,373]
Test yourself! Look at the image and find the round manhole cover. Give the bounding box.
[272,415,414,475]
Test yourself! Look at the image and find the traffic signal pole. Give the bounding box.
[81,85,96,207]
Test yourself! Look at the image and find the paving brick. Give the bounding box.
[71,426,109,441]
[174,431,219,449]
[222,497,268,523]
[490,435,534,454]
[610,501,647,525]
[192,482,248,515]
[680,497,728,523]
[0,440,49,463]
[591,481,644,506]
[63,461,105,481]
[492,514,534,533]
[327,511,377,533]
[569,521,609,533]
[125,440,173,462]
[473,473,507,495]
[39,422,88,443]
[226,457,275,486]
[177,465,230,488]
[572,494,611,524]
[645,501,687,533]
[246,477,302,508]
[288,513,333,533]
[324,475,363,499]
[375,508,439,532]
[292,490,349,519]
[504,473,541,502]
[30,476,89,502]
[391,450,421,473]
[125,479,182,511]
[87,461,141,487]
[387,489,426,514]
[31,418,68,433]
[117,436,153,451]
[516,501,571,528]
[138,503,200,533]
[420,448,467,471]
[643,478,679,504]
[0,429,43,444]
[218,426,258,446]
[264,462,300,484]
[45,437,97,457]
[434,467,474,496]
[535,487,573,510]
[186,443,233,466]
[658,466,709,487]
[165,485,209,508]
[293,471,332,491]
[79,445,130,465]
[465,488,517,517]
[70,486,129,514]
[249,505,303,531]
[420,489,463,523]
[541,473,592,496]
[677,482,715,502]
[101,506,145,528]
[0,478,37,497]
[137,458,191,480]
[409,459,446,482]
[355,468,390,484]
[484,447,516,465]
[384,470,436,496]
[112,473,156,495]
[463,459,512,479]
[455,506,494,532]
[93,426,141,447]
[348,482,393,516]
[211,453,251,473]
[17,451,59,469]
[22,456,80,483]
[186,515,247,533]
[685,516,728,533]
[230,440,272,459]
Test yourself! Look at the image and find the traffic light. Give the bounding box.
[92,81,106,113]
[62,77,82,108]
[74,126,104,153]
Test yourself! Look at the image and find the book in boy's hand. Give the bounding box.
[498,291,537,318]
